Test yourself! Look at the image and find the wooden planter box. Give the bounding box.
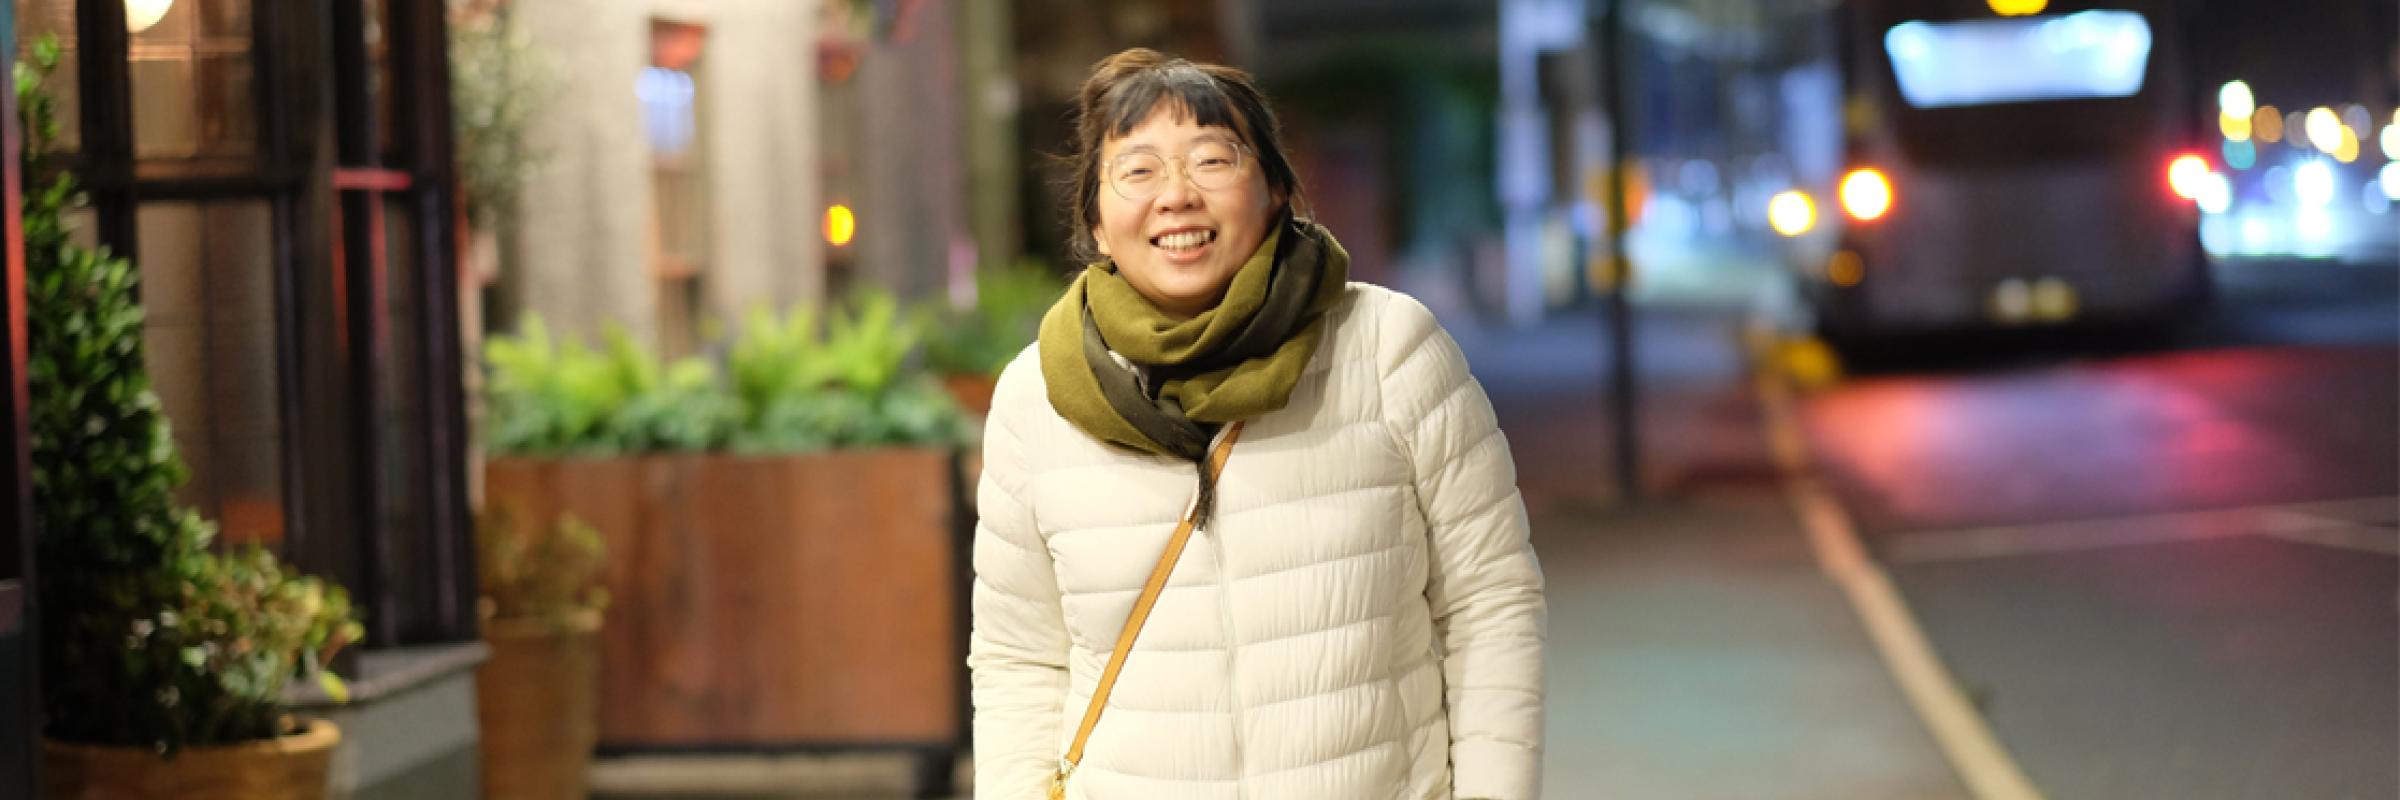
[484,449,962,751]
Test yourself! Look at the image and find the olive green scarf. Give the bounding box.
[1039,217,1349,524]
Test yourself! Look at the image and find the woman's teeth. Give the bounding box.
[1154,230,1217,251]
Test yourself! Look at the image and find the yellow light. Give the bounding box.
[1840,169,1893,222]
[2168,155,2211,199]
[2253,106,2284,143]
[2217,81,2254,119]
[1828,251,1865,287]
[2305,108,2342,154]
[2333,127,2360,163]
[1768,191,1816,237]
[2219,113,2251,142]
[125,0,174,32]
[1987,0,2046,16]
[824,204,856,247]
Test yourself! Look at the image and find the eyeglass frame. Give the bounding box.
[1100,139,1256,202]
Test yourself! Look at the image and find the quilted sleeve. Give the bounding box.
[967,352,1072,799]
[1376,292,1548,800]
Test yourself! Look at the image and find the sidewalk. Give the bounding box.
[585,298,1972,800]
[1453,303,1972,799]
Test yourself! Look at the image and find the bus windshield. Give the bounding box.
[1867,9,2173,164]
[1884,11,2153,109]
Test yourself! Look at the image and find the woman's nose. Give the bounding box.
[1151,169,1201,210]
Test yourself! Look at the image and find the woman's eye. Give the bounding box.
[1120,168,1155,181]
[1196,157,1232,169]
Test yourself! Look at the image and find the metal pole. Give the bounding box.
[1599,0,1640,502]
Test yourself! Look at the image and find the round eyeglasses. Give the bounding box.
[1103,141,1251,202]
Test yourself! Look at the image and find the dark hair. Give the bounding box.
[1061,48,1308,262]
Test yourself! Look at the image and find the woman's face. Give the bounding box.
[1091,106,1279,320]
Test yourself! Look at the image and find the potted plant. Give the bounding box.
[480,292,971,760]
[18,39,364,800]
[473,505,608,800]
[922,261,1062,417]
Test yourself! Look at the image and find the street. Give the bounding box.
[1795,259,2398,799]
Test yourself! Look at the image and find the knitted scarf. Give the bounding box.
[1038,216,1350,527]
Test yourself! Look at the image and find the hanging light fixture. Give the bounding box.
[125,0,174,33]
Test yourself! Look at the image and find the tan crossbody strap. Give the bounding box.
[1052,421,1245,799]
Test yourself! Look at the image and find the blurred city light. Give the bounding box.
[2331,128,2360,163]
[2218,80,2254,119]
[2294,161,2336,207]
[2296,207,2333,245]
[2222,139,2256,170]
[2264,166,2296,204]
[1991,278,2032,321]
[2200,215,2232,256]
[2341,105,2372,137]
[2380,162,2400,200]
[2241,216,2272,252]
[2197,173,2233,214]
[2253,106,2285,143]
[1768,191,1817,237]
[2030,277,2077,320]
[1841,169,1893,221]
[824,204,856,247]
[2219,113,2251,142]
[2366,183,2392,215]
[126,0,172,33]
[2379,124,2399,160]
[1987,0,2047,15]
[2305,108,2342,154]
[2287,111,2311,149]
[2168,154,2211,199]
[1827,250,1865,287]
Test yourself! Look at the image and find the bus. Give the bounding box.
[1773,0,2212,341]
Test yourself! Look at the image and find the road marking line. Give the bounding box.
[1873,499,2400,564]
[1756,368,2047,800]
[2254,523,2400,556]
[2273,496,2400,526]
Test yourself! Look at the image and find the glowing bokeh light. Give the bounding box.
[1768,191,1816,237]
[2252,106,2284,143]
[2217,81,2254,119]
[1840,169,1893,221]
[2168,154,2211,199]
[2305,108,2342,154]
[824,204,857,246]
[1986,0,2046,15]
[2293,161,2335,208]
[2221,139,2255,170]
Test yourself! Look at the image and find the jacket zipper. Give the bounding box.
[1199,426,1250,798]
[1207,520,1250,799]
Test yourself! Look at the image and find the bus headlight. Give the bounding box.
[1769,191,1817,237]
[1840,169,1893,222]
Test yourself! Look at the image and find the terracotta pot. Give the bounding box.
[41,720,340,800]
[477,608,603,800]
[941,373,997,418]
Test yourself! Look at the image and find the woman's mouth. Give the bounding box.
[1150,228,1219,262]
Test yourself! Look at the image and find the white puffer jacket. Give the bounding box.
[969,284,1545,800]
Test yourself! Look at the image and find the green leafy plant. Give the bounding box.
[923,261,1063,378]
[483,314,739,455]
[475,505,608,629]
[21,36,362,755]
[484,292,968,457]
[449,0,559,228]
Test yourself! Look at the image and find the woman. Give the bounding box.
[970,48,1545,800]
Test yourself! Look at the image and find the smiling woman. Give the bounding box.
[969,48,1548,800]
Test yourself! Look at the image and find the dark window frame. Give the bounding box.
[56,0,473,652]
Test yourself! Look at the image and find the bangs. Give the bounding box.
[1095,64,1253,144]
